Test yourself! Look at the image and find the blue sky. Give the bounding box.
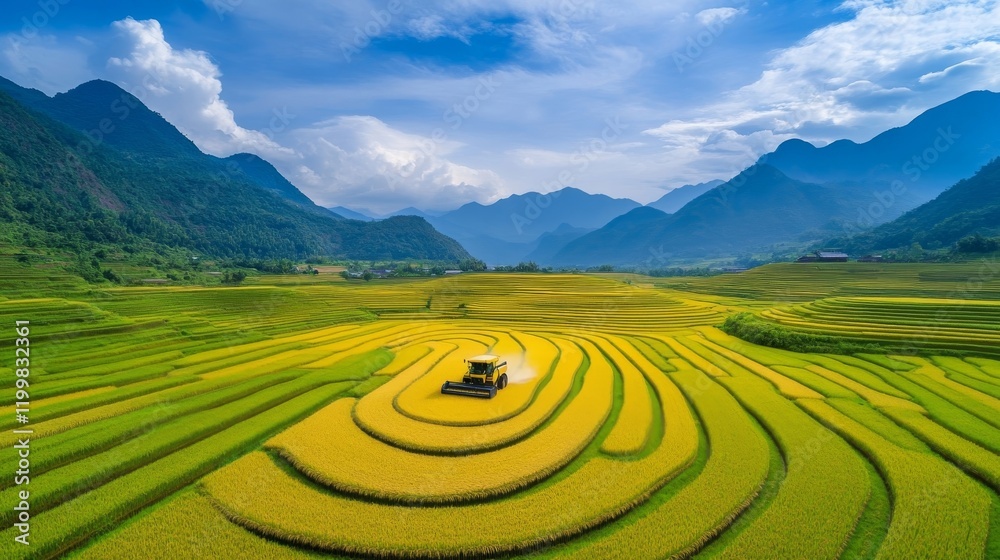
[2,1,999,213]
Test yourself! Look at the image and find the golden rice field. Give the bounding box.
[0,266,998,559]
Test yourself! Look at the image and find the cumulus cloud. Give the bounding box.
[101,17,502,213]
[290,116,503,213]
[644,0,1000,181]
[104,17,293,159]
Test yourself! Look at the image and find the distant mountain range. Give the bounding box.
[551,166,867,266]
[548,90,1000,267]
[0,76,469,262]
[328,206,375,221]
[646,180,724,214]
[829,157,1000,253]
[763,90,1000,201]
[429,187,639,242]
[360,187,641,265]
[5,72,997,270]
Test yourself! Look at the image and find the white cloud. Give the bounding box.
[644,0,1000,182]
[96,17,511,214]
[695,6,747,26]
[0,33,94,95]
[406,15,477,43]
[9,1,999,209]
[104,17,293,160]
[290,116,504,213]
[918,56,993,84]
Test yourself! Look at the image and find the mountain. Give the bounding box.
[524,224,594,264]
[431,187,640,244]
[829,158,1000,252]
[224,153,323,211]
[0,78,205,159]
[327,206,374,221]
[552,165,862,266]
[762,90,1000,202]
[413,187,639,264]
[550,92,1000,267]
[0,77,469,262]
[647,180,723,214]
[388,206,439,220]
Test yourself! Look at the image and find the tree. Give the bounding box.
[222,270,247,285]
[362,271,374,281]
[956,233,1000,253]
[102,268,122,283]
[513,261,539,272]
[459,258,487,272]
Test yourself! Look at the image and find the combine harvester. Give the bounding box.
[441,355,509,399]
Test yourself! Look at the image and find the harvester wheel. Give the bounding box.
[498,374,508,389]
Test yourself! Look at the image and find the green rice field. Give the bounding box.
[0,261,998,559]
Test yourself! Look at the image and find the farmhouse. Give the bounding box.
[796,251,849,263]
[817,251,849,262]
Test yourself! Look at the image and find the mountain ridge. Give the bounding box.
[0,76,470,262]
[647,180,724,214]
[828,157,1000,253]
[552,165,865,266]
[761,90,1000,201]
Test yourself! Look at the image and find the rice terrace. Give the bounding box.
[7,1,1000,557]
[2,260,999,559]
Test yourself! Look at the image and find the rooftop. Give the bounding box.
[467,354,500,363]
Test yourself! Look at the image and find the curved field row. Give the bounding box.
[201,335,699,557]
[393,332,545,426]
[596,335,655,456]
[557,369,770,559]
[6,270,999,559]
[752,296,1000,356]
[264,341,610,503]
[660,262,1000,301]
[0,349,385,560]
[808,355,1000,454]
[800,400,992,559]
[712,377,869,560]
[353,337,583,454]
[680,335,823,399]
[375,344,432,376]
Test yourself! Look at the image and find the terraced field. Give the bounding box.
[1,269,998,559]
[757,296,1000,356]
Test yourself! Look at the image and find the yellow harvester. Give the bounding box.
[441,354,508,399]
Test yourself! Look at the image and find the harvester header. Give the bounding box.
[441,354,509,399]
